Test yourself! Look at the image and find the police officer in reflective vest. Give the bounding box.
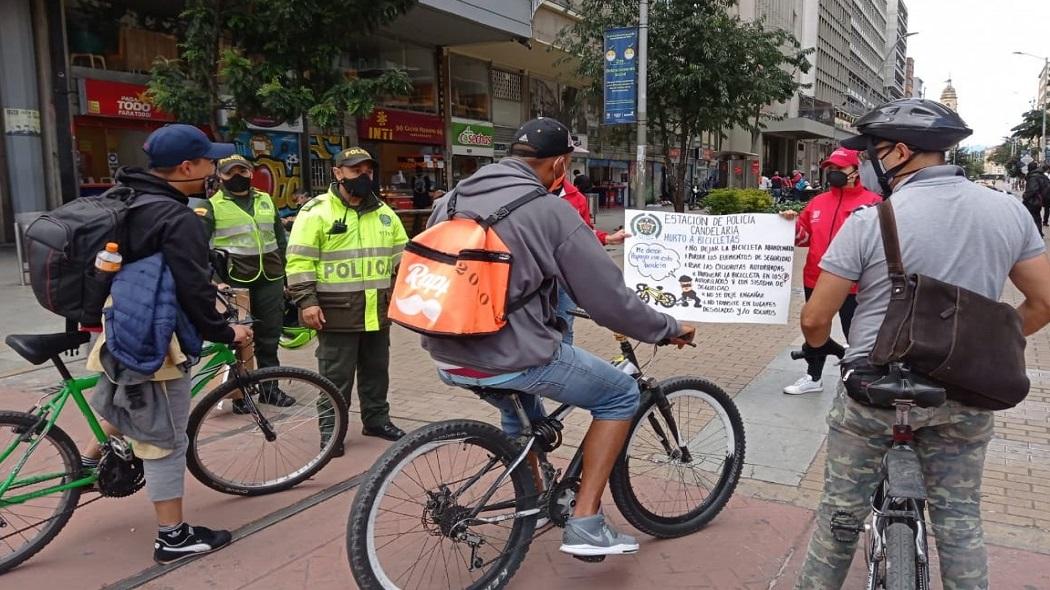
[286,147,408,448]
[200,154,295,411]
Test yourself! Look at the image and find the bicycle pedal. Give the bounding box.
[572,555,606,563]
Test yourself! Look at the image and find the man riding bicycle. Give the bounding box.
[796,98,1050,589]
[423,117,695,558]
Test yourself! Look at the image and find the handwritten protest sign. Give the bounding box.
[623,209,796,324]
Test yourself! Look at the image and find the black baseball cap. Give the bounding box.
[217,154,252,173]
[334,147,378,168]
[143,124,235,168]
[509,118,575,158]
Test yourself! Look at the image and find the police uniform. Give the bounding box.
[285,148,408,441]
[200,155,288,377]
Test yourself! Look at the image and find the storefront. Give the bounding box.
[74,78,174,195]
[358,108,445,210]
[450,118,494,186]
[588,159,630,207]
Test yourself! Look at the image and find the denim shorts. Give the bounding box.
[437,343,640,437]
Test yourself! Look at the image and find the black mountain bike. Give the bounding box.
[843,363,946,590]
[346,311,746,590]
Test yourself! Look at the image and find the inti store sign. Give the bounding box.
[358,109,444,145]
[80,79,174,122]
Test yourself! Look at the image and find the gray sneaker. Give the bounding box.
[559,514,639,557]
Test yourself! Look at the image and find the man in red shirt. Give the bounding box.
[780,148,882,394]
[556,179,627,343]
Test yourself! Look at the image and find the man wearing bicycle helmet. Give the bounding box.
[795,99,1050,589]
[424,117,695,557]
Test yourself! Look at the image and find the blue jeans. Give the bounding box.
[437,343,640,437]
[555,287,576,345]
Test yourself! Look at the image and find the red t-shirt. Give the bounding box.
[561,181,607,245]
[795,182,883,291]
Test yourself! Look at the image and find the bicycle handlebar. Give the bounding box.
[567,308,696,347]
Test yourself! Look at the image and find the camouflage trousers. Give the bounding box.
[796,390,994,590]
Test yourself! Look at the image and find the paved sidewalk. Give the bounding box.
[1,211,1049,587]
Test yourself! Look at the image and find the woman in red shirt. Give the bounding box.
[779,148,882,394]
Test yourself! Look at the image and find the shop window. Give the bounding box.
[346,39,438,113]
[529,77,559,120]
[311,158,331,190]
[451,54,491,121]
[67,1,180,73]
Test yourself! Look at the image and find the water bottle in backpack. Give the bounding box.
[81,243,123,329]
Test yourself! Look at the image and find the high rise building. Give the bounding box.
[883,0,909,100]
[846,0,889,117]
[1039,61,1048,114]
[904,56,916,97]
[912,77,924,99]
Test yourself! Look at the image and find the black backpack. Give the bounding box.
[24,186,164,328]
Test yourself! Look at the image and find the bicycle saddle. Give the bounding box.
[469,387,520,400]
[6,332,90,365]
[866,365,946,408]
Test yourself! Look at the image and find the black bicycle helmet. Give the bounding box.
[841,98,972,152]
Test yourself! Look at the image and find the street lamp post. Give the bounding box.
[1013,52,1048,162]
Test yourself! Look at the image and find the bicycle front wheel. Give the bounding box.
[0,411,82,574]
[347,420,537,590]
[610,377,745,538]
[186,366,347,496]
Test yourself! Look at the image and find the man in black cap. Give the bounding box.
[80,124,252,564]
[422,117,696,558]
[286,147,409,448]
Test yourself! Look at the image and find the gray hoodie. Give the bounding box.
[422,158,681,373]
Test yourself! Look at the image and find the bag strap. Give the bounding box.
[876,200,908,301]
[447,187,549,228]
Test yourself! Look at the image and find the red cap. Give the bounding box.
[821,148,860,169]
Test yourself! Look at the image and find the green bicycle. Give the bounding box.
[0,291,347,574]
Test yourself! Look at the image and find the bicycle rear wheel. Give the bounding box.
[0,411,82,574]
[186,366,347,496]
[884,522,917,590]
[347,420,536,590]
[610,377,745,538]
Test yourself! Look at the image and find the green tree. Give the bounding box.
[951,146,985,179]
[147,0,416,137]
[1011,108,1049,142]
[563,0,811,211]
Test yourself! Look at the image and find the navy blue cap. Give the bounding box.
[143,124,235,168]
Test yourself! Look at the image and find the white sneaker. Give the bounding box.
[783,375,823,395]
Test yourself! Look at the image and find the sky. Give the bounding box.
[906,0,1049,148]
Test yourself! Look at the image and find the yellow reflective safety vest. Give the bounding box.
[285,187,408,332]
[209,189,285,282]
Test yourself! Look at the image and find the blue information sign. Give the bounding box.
[603,27,638,125]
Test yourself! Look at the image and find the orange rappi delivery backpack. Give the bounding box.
[389,188,549,336]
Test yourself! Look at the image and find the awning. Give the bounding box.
[384,0,533,47]
[762,117,837,140]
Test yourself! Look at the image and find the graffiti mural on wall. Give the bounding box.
[233,131,302,214]
[231,132,358,216]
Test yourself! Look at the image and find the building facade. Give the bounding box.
[940,79,958,113]
[882,0,908,100]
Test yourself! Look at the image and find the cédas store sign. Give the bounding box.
[451,118,494,157]
[358,109,444,145]
[81,79,174,122]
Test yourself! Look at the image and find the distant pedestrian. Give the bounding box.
[1023,164,1049,236]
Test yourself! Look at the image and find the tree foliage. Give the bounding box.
[148,0,416,136]
[563,0,811,211]
[1011,108,1049,141]
[951,146,984,179]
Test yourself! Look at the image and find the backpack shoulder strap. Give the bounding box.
[480,187,550,229]
[876,200,908,301]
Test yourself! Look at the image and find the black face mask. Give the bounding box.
[826,170,849,188]
[340,175,374,200]
[866,145,916,197]
[223,175,251,194]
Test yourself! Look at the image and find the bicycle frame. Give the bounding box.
[457,335,691,529]
[0,341,239,507]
